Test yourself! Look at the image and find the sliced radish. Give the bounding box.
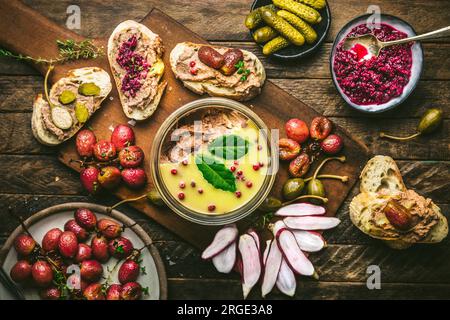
[292,230,326,252]
[239,234,261,299]
[212,242,236,274]
[201,224,238,260]
[276,229,315,276]
[263,240,271,264]
[284,216,340,230]
[247,229,260,251]
[271,220,286,237]
[261,239,282,298]
[275,203,326,217]
[234,254,243,276]
[276,259,296,297]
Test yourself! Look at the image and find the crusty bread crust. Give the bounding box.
[31,67,111,146]
[107,20,167,121]
[170,42,266,101]
[350,155,448,249]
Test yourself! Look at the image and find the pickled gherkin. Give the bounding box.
[277,10,317,44]
[78,82,100,96]
[263,36,290,55]
[58,90,76,105]
[273,0,322,24]
[253,26,278,43]
[244,4,276,30]
[260,8,305,46]
[296,0,326,10]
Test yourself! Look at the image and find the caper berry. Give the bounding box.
[282,178,305,200]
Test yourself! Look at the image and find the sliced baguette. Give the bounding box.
[359,155,406,194]
[31,67,111,146]
[107,20,167,121]
[170,42,266,101]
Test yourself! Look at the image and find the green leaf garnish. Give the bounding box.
[208,134,249,160]
[195,155,237,192]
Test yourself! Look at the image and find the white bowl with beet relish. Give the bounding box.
[150,98,277,226]
[331,14,423,113]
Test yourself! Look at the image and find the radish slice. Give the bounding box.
[247,229,260,251]
[284,216,340,230]
[292,230,326,252]
[263,240,271,264]
[201,224,238,260]
[261,239,282,297]
[276,259,296,297]
[276,229,315,276]
[239,234,261,299]
[234,254,243,276]
[271,220,286,236]
[275,203,326,217]
[212,242,236,274]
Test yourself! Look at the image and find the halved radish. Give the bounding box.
[275,203,326,217]
[284,216,340,230]
[263,240,271,264]
[247,229,260,251]
[201,224,238,260]
[239,234,261,299]
[276,259,296,297]
[261,239,282,297]
[212,241,236,274]
[276,229,315,276]
[292,230,326,252]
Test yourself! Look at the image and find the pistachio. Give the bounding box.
[58,90,76,105]
[75,102,89,123]
[78,82,100,96]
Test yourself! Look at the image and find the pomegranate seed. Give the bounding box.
[189,61,196,67]
[208,205,216,212]
[171,169,177,175]
[246,181,253,188]
[230,166,236,172]
[257,145,263,150]
[252,164,260,171]
[234,161,239,166]
[198,188,203,194]
[190,68,198,75]
[178,192,185,200]
[237,170,243,176]
[190,181,196,187]
[259,162,264,167]
[235,191,242,198]
[181,159,188,166]
[179,182,186,189]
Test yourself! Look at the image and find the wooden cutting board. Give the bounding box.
[0,2,369,249]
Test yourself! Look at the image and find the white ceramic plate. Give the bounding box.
[0,202,167,300]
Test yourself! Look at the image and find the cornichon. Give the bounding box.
[75,102,89,123]
[253,26,279,43]
[296,0,326,10]
[78,82,100,96]
[244,5,276,29]
[263,36,290,55]
[58,90,76,105]
[272,0,322,24]
[277,10,317,44]
[260,8,305,46]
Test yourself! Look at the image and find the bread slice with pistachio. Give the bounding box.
[31,67,112,146]
[107,20,167,121]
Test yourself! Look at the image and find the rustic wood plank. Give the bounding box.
[167,279,450,299]
[2,42,450,81]
[20,0,450,43]
[1,113,448,159]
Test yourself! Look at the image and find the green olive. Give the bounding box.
[147,190,164,207]
[418,108,443,134]
[306,179,325,204]
[282,178,305,200]
[259,196,282,212]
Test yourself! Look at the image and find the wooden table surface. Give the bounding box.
[0,0,449,299]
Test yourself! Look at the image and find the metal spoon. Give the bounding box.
[342,26,450,57]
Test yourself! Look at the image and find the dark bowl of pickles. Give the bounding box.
[247,0,331,60]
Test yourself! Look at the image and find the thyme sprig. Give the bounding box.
[0,39,104,65]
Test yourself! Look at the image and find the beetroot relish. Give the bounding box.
[116,35,150,98]
[334,24,413,106]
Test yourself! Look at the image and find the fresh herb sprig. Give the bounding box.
[0,39,104,65]
[235,60,251,81]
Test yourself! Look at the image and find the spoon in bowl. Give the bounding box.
[342,26,450,57]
